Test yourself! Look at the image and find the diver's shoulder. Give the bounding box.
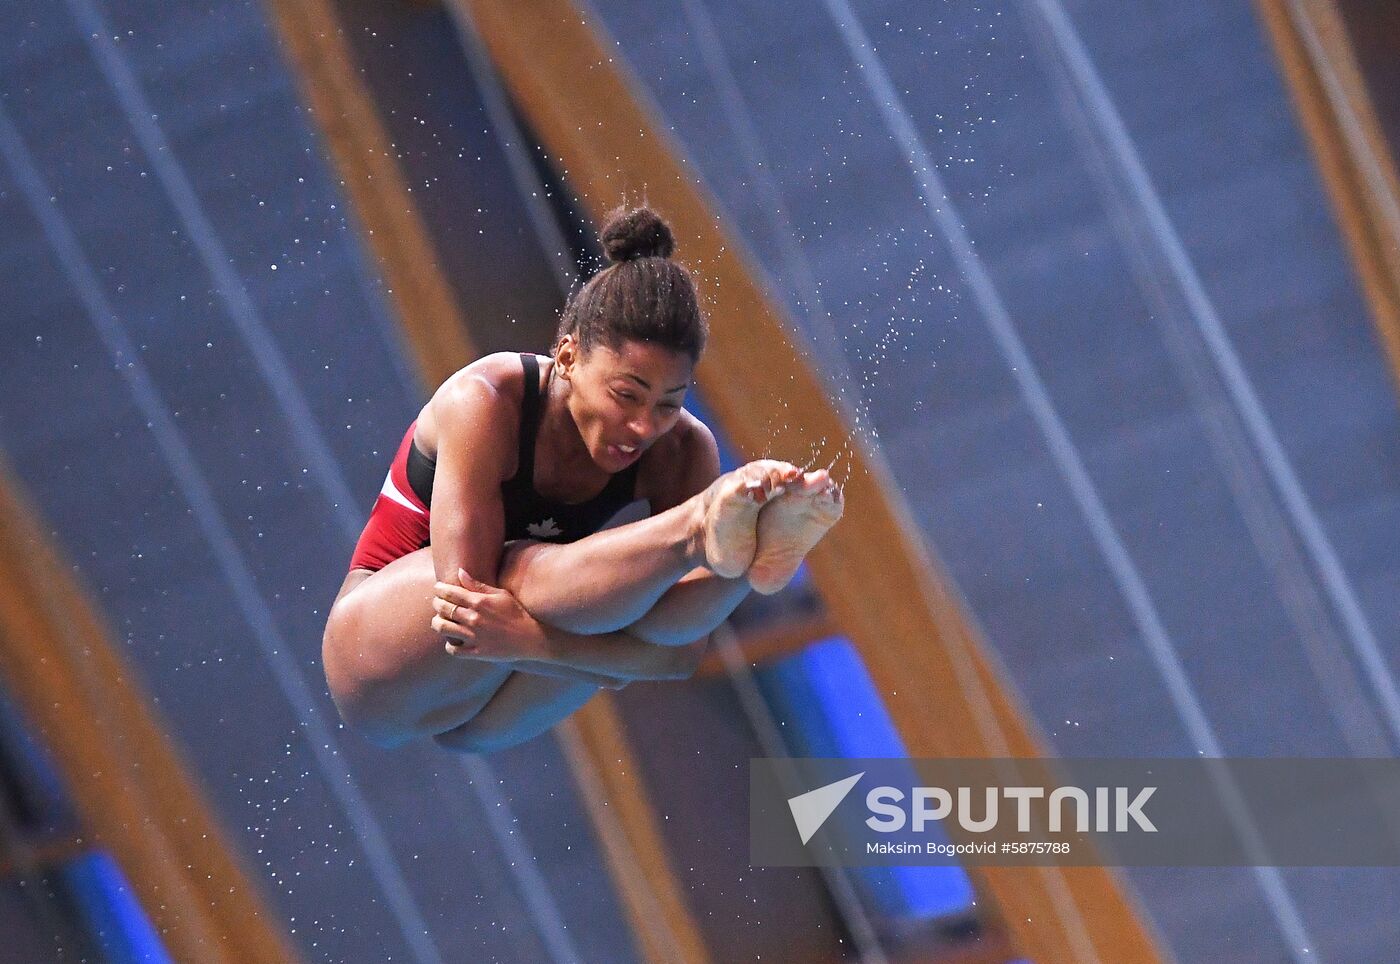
[637,408,721,508]
[646,408,719,475]
[425,352,533,431]
[672,408,718,458]
[438,352,535,405]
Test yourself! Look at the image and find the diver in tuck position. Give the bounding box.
[322,206,843,754]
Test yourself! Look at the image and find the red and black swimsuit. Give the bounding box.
[348,353,643,572]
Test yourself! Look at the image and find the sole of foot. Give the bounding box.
[747,469,844,595]
[699,460,802,578]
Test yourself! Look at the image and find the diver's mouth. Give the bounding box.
[605,442,642,463]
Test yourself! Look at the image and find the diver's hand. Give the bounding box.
[431,568,547,661]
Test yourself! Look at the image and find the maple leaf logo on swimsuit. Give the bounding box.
[527,517,562,539]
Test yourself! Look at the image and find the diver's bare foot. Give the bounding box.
[747,470,844,594]
[693,460,802,577]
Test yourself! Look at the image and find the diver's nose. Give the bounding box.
[627,412,658,442]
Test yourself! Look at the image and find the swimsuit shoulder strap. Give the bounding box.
[514,353,541,488]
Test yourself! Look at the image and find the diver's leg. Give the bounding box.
[498,459,799,634]
[430,673,601,755]
[324,549,523,746]
[324,547,685,745]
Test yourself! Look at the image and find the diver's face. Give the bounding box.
[559,337,693,471]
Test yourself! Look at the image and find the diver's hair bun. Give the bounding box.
[600,205,675,263]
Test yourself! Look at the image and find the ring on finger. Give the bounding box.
[451,603,461,622]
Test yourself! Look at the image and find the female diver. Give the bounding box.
[321,206,843,754]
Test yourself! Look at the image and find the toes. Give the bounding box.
[734,461,840,506]
[762,463,799,500]
[740,460,800,503]
[782,469,829,495]
[742,476,781,504]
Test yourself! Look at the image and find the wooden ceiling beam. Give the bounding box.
[0,462,299,963]
[692,612,837,679]
[265,0,480,388]
[1256,0,1400,393]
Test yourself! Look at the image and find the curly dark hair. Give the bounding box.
[554,205,707,362]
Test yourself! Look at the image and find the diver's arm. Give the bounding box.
[432,570,708,677]
[425,370,513,587]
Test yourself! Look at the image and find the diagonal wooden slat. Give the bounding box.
[1255,0,1400,394]
[449,1,1164,960]
[0,830,90,880]
[0,460,299,964]
[553,699,711,964]
[692,612,839,678]
[264,2,711,961]
[264,0,480,387]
